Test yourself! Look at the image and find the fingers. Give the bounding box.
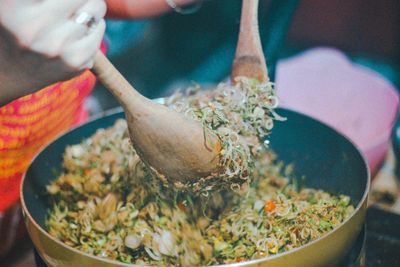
[0,0,88,33]
[30,0,106,58]
[75,0,107,24]
[0,0,106,99]
[0,0,106,72]
[30,21,88,57]
[36,0,106,25]
[61,19,106,70]
[36,0,89,20]
[60,0,107,69]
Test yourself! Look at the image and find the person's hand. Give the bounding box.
[0,0,106,106]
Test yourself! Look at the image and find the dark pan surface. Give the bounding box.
[23,108,368,230]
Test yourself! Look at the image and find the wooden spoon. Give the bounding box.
[92,51,221,183]
[232,0,268,83]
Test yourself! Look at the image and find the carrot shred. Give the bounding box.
[178,201,187,212]
[264,200,276,213]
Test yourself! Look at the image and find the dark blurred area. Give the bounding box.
[92,0,400,112]
[289,0,400,61]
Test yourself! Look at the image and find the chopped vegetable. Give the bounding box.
[165,77,284,193]
[264,200,276,213]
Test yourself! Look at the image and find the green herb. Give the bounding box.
[319,219,333,230]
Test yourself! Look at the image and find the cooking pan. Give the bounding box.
[21,106,369,267]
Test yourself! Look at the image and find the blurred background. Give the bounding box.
[91,0,400,107]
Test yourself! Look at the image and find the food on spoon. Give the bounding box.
[164,77,283,193]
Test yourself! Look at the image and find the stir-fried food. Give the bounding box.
[46,78,354,266]
[164,77,284,193]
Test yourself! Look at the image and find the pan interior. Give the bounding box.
[23,108,368,231]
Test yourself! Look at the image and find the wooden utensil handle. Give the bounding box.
[92,51,140,106]
[232,0,268,82]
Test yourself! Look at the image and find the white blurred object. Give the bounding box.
[276,48,399,176]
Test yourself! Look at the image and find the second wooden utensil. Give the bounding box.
[232,0,269,83]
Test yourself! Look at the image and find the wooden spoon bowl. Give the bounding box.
[92,52,221,183]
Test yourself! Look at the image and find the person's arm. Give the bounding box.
[106,0,199,18]
[0,0,106,106]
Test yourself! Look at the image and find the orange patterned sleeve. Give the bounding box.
[0,41,107,213]
[0,70,96,211]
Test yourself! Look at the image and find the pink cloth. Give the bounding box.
[276,47,399,175]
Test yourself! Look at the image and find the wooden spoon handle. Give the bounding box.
[232,0,268,83]
[92,51,141,107]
